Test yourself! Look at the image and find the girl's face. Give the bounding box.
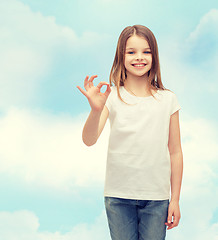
[124,34,152,78]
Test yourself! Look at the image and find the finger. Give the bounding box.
[172,216,179,227]
[104,84,111,97]
[96,82,110,89]
[165,221,172,228]
[89,75,98,88]
[167,223,175,230]
[77,86,88,97]
[166,218,174,229]
[167,224,174,230]
[166,216,179,230]
[84,76,90,90]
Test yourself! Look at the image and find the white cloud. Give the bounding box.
[181,114,218,189]
[185,8,218,67]
[160,8,218,95]
[0,109,217,238]
[0,107,110,191]
[187,9,218,42]
[166,112,218,240]
[0,1,217,239]
[0,107,218,190]
[0,0,110,110]
[0,210,39,239]
[0,210,110,240]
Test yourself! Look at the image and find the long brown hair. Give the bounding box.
[109,25,168,102]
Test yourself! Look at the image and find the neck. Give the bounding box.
[124,73,151,91]
[123,72,157,97]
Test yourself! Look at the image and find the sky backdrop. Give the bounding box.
[0,0,218,239]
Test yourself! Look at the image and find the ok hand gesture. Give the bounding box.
[77,75,111,112]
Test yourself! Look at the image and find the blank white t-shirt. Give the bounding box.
[104,86,181,200]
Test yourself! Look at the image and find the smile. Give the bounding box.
[132,64,147,68]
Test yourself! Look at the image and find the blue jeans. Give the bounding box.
[104,197,169,240]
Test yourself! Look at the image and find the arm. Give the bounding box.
[77,75,111,146]
[82,106,109,146]
[165,110,183,230]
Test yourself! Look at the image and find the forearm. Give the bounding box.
[82,109,102,146]
[170,151,183,202]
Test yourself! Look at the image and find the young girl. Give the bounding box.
[77,25,183,240]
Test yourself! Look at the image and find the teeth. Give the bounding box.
[134,64,145,67]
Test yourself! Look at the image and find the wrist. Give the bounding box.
[91,108,103,115]
[170,198,180,203]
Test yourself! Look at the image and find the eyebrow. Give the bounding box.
[126,47,151,50]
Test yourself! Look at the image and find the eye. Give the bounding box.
[144,51,151,54]
[127,51,134,54]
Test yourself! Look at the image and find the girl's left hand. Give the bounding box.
[165,200,181,230]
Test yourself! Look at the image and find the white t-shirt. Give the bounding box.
[104,86,181,200]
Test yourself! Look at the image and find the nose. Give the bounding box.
[136,53,143,60]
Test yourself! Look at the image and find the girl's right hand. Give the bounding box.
[77,75,111,112]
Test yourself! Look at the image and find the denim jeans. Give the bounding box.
[104,196,169,240]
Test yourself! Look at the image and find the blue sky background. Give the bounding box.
[0,0,218,239]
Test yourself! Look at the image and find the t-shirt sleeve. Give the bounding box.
[105,86,114,112]
[170,92,181,115]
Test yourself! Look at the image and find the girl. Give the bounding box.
[77,25,183,240]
